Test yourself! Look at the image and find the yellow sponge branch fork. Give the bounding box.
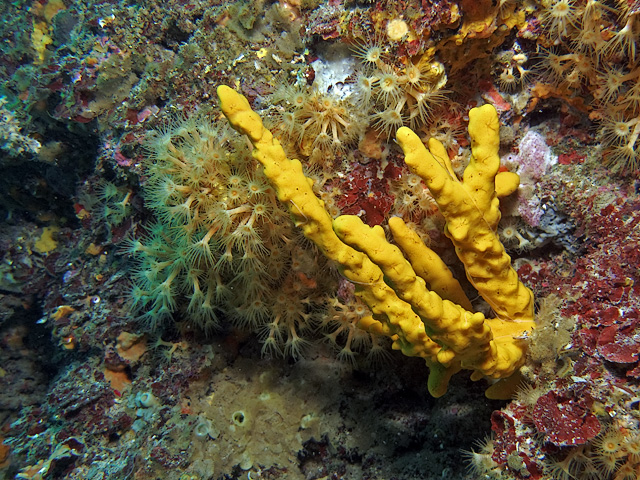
[396,106,534,323]
[217,85,535,397]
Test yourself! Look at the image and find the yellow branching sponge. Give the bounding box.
[217,85,535,397]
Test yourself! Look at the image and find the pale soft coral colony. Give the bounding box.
[123,115,339,359]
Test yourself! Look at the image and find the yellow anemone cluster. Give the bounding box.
[217,85,535,397]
